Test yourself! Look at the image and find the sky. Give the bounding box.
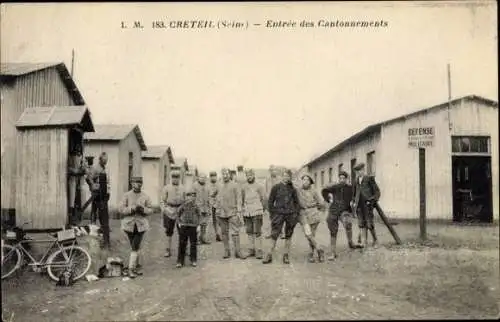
[1,1,497,173]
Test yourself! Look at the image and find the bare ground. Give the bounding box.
[2,214,499,321]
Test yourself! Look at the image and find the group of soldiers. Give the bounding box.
[84,154,382,277]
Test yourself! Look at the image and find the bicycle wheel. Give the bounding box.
[1,244,22,279]
[46,245,91,282]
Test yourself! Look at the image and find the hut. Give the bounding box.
[14,106,94,229]
[141,145,174,207]
[83,124,147,213]
[1,62,86,226]
[171,157,189,184]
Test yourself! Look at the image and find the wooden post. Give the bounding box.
[374,203,402,245]
[419,147,427,240]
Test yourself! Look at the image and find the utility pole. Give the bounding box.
[447,63,452,130]
[419,147,427,240]
[71,49,75,77]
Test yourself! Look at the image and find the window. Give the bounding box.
[314,172,318,184]
[367,151,376,175]
[452,136,490,153]
[328,167,333,183]
[338,163,343,175]
[128,152,133,190]
[320,170,325,187]
[164,165,168,185]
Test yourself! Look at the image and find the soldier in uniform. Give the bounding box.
[296,174,326,263]
[264,165,284,239]
[193,173,211,244]
[263,169,301,264]
[208,171,222,242]
[118,176,153,278]
[352,163,381,249]
[160,170,186,258]
[322,171,363,261]
[241,168,267,259]
[216,168,246,259]
[68,142,85,226]
[87,152,111,249]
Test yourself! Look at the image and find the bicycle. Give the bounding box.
[1,222,92,282]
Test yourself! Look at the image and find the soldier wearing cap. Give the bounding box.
[118,176,153,278]
[264,165,284,239]
[296,174,326,263]
[263,168,302,265]
[216,168,247,259]
[352,162,381,249]
[193,172,211,244]
[160,169,186,258]
[208,171,222,242]
[322,170,363,261]
[241,168,267,259]
[86,152,112,249]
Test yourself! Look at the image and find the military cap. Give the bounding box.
[171,170,181,177]
[198,172,207,178]
[338,170,349,178]
[209,171,217,177]
[245,168,254,175]
[301,174,314,184]
[131,176,143,183]
[353,163,365,171]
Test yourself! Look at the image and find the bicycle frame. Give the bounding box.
[11,235,77,269]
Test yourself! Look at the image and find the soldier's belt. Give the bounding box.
[167,203,182,207]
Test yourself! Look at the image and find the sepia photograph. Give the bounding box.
[1,1,498,321]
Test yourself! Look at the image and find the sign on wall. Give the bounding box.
[408,127,434,148]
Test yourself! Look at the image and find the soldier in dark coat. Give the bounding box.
[352,163,381,249]
[321,171,362,261]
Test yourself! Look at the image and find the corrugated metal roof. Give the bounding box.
[15,105,94,132]
[1,62,86,105]
[1,62,60,76]
[84,124,147,151]
[142,145,171,159]
[304,95,498,168]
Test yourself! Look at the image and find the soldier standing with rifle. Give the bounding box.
[352,163,381,249]
[87,152,111,249]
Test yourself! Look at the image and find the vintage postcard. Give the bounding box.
[1,1,498,321]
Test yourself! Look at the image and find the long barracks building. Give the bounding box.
[304,95,498,223]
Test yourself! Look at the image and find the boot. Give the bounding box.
[307,252,315,263]
[370,228,379,248]
[283,253,290,264]
[328,235,338,261]
[262,253,273,264]
[247,234,256,257]
[222,235,231,259]
[128,252,138,278]
[216,234,222,242]
[283,239,292,264]
[317,248,325,263]
[255,235,264,259]
[232,235,247,259]
[164,236,173,257]
[135,253,143,275]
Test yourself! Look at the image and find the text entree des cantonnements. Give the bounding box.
[122,19,389,30]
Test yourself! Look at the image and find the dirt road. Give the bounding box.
[2,213,499,321]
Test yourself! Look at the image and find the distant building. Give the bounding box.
[83,124,147,212]
[1,62,86,226]
[304,95,498,223]
[142,145,174,207]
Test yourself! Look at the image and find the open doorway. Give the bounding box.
[452,156,493,223]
